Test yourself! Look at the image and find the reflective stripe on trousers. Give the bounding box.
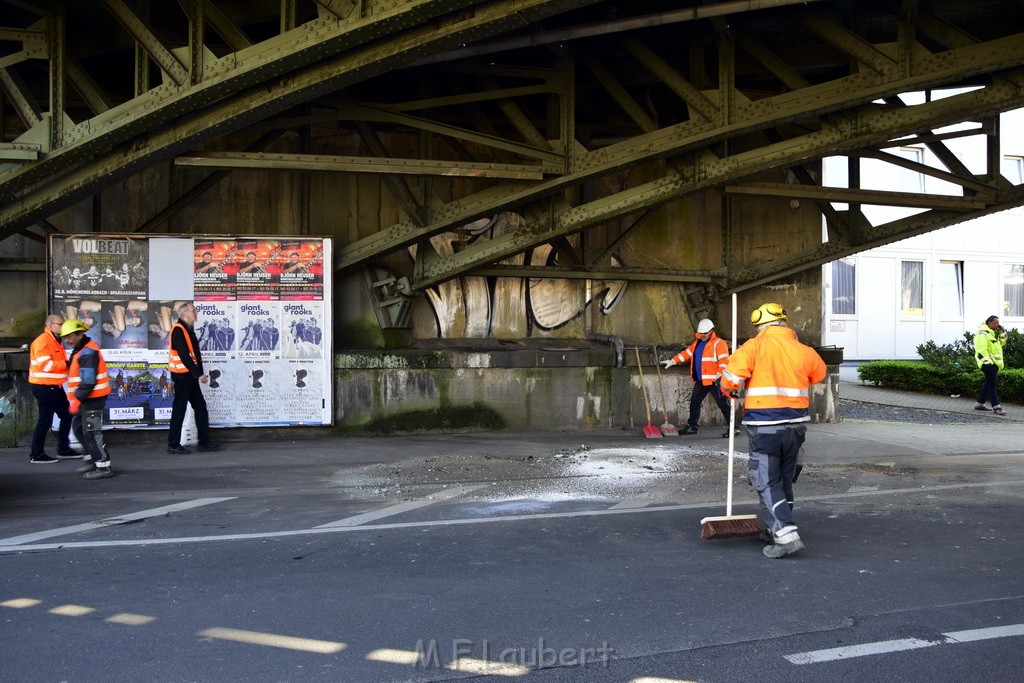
[746,424,806,533]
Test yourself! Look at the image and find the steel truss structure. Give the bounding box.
[3,0,1024,297]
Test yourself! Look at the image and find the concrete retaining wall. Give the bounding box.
[336,345,839,431]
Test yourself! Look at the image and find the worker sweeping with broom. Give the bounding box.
[719,303,826,559]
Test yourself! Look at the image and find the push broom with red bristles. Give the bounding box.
[634,347,663,439]
[700,293,764,540]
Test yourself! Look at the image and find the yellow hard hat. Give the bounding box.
[60,318,89,337]
[750,303,787,325]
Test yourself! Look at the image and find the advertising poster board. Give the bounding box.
[48,234,333,429]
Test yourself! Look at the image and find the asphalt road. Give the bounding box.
[2,427,1024,682]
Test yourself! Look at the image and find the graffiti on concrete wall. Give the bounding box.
[412,213,628,338]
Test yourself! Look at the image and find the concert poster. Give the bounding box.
[235,238,281,301]
[193,239,238,301]
[51,236,148,299]
[279,239,324,301]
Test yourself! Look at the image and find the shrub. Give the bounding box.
[1005,328,1024,369]
[857,360,1024,403]
[920,328,1023,370]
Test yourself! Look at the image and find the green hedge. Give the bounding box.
[858,360,1024,403]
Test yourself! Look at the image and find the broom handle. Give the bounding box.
[726,292,737,516]
[634,346,653,424]
[652,345,669,417]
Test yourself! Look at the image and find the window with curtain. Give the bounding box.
[937,261,964,319]
[831,257,856,315]
[901,260,924,317]
[1005,264,1024,317]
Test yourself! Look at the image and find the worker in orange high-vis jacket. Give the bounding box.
[661,318,734,436]
[721,303,826,559]
[60,319,114,479]
[167,302,221,455]
[28,314,81,463]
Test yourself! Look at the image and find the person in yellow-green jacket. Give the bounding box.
[974,315,1008,416]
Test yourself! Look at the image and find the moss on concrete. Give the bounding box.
[334,401,504,435]
[336,317,386,349]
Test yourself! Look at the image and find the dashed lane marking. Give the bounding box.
[315,484,489,528]
[0,497,236,546]
[2,481,1023,553]
[785,623,1024,665]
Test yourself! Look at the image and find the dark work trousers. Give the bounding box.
[168,372,211,447]
[687,381,732,428]
[31,384,72,456]
[746,424,807,533]
[72,397,111,467]
[976,363,1001,407]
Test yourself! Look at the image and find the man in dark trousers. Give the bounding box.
[60,319,115,479]
[661,318,734,437]
[28,314,81,463]
[167,302,221,455]
[721,303,827,559]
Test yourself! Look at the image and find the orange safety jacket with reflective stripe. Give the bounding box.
[167,322,198,374]
[671,332,730,386]
[66,339,110,400]
[720,325,826,426]
[29,328,69,385]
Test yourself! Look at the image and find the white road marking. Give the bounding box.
[846,485,879,493]
[315,485,488,528]
[943,624,1024,642]
[786,623,1024,665]
[2,480,1023,553]
[0,497,236,546]
[609,499,650,509]
[785,638,940,664]
[198,627,345,653]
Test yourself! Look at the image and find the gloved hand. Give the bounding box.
[725,389,739,399]
[660,359,676,369]
[68,398,81,414]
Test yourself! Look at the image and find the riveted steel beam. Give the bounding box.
[48,5,65,149]
[469,265,725,284]
[0,0,502,197]
[100,0,189,86]
[729,182,1024,292]
[336,32,1024,273]
[203,0,253,51]
[0,0,598,241]
[793,5,898,75]
[723,181,988,210]
[174,151,552,180]
[408,80,1024,289]
[331,102,565,164]
[0,66,41,128]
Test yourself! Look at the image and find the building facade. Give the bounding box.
[822,96,1024,360]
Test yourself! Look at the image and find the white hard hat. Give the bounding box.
[696,318,714,334]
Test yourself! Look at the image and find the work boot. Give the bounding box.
[722,429,741,438]
[763,525,804,558]
[83,460,113,479]
[167,445,191,455]
[77,458,95,474]
[681,425,699,435]
[974,403,991,411]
